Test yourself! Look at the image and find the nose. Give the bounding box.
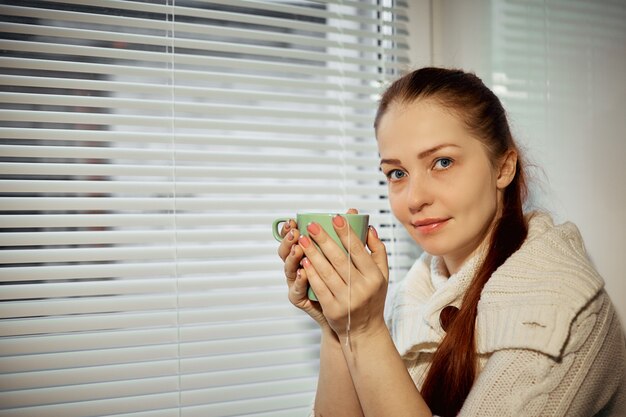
[406,176,431,213]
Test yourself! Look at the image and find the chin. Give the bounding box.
[412,237,450,257]
[419,245,450,257]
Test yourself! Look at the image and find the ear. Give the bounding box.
[496,150,517,189]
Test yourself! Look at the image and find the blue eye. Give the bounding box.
[386,169,406,181]
[434,158,453,170]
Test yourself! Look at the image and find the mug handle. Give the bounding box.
[272,217,290,241]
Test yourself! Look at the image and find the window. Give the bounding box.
[0,1,413,415]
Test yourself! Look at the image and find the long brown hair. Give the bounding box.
[375,67,528,416]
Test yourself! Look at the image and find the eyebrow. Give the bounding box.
[380,144,460,166]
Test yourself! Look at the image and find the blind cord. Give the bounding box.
[167,1,182,413]
[334,1,352,350]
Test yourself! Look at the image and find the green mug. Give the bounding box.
[272,213,369,301]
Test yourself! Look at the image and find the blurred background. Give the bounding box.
[1,0,624,416]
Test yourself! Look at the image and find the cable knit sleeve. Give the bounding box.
[459,292,626,417]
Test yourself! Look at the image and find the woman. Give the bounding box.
[277,67,625,416]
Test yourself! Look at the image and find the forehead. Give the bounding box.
[376,100,478,157]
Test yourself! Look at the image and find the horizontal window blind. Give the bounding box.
[0,1,414,417]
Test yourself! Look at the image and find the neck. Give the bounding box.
[442,238,488,276]
[443,208,502,276]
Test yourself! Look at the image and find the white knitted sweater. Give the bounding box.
[386,212,626,416]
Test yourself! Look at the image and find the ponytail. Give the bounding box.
[420,162,527,416]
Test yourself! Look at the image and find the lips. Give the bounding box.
[411,217,450,234]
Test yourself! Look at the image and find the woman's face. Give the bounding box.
[377,100,507,275]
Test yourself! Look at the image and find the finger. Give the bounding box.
[298,233,345,296]
[279,218,296,238]
[278,227,299,261]
[301,257,334,302]
[346,208,358,214]
[366,226,389,282]
[303,222,351,282]
[284,238,303,281]
[331,214,374,276]
[290,268,309,299]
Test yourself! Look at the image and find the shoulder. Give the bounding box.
[465,292,626,416]
[476,211,606,357]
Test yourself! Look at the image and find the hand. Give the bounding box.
[276,218,329,329]
[298,213,389,341]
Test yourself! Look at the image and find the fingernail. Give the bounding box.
[307,222,321,236]
[332,214,346,228]
[284,221,291,231]
[302,257,311,267]
[290,245,296,256]
[299,235,311,248]
[287,230,294,241]
[296,268,301,278]
[369,225,378,238]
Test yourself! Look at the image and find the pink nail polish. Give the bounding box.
[369,225,378,238]
[287,230,294,241]
[307,222,321,236]
[332,214,346,228]
[299,235,311,248]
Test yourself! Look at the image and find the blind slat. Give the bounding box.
[184,377,317,407]
[0,13,407,57]
[180,346,320,373]
[0,128,379,151]
[1,345,178,374]
[0,359,178,394]
[1,295,178,319]
[2,375,179,404]
[0,304,305,339]
[0,180,385,196]
[0,229,268,246]
[2,227,402,247]
[0,244,281,264]
[0,197,391,212]
[0,392,180,417]
[0,260,278,281]
[0,58,384,94]
[1,92,374,123]
[33,0,409,40]
[0,312,179,337]
[0,145,378,164]
[1,109,374,136]
[185,363,318,389]
[3,36,406,73]
[0,213,384,228]
[0,162,383,181]
[0,75,375,109]
[182,392,314,417]
[0,328,179,355]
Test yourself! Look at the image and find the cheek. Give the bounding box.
[388,188,406,217]
[457,168,498,215]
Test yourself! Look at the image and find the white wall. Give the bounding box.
[407,0,626,326]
